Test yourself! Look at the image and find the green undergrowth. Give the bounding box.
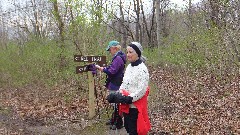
[1,27,238,90]
[144,28,239,76]
[0,39,107,88]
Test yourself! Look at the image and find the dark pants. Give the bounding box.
[123,108,138,135]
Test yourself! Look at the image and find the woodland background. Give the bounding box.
[0,0,239,134]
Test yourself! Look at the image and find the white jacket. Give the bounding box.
[119,62,149,103]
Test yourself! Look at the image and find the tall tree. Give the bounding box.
[119,0,127,48]
[133,0,141,42]
[188,0,194,33]
[31,0,41,37]
[52,0,65,44]
[0,1,7,48]
[209,0,220,28]
[141,0,156,47]
[155,0,161,48]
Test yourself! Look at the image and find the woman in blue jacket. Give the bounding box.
[96,40,126,130]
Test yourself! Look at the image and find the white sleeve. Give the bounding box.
[119,64,130,91]
[129,68,149,102]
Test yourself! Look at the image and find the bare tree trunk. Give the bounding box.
[69,1,82,55]
[209,0,220,28]
[188,0,193,33]
[52,0,66,70]
[155,0,161,48]
[0,2,7,49]
[140,0,152,46]
[133,0,141,41]
[52,0,65,44]
[31,0,41,37]
[119,0,127,48]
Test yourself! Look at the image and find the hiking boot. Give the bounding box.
[109,124,123,130]
[116,125,123,129]
[105,119,112,125]
[109,125,117,130]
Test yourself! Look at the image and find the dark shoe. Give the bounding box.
[105,119,112,125]
[109,124,123,130]
[110,125,116,130]
[116,125,123,129]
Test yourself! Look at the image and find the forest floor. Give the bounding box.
[0,66,239,135]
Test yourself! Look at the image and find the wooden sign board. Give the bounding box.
[74,55,106,63]
[76,64,107,74]
[75,55,107,74]
[76,65,89,73]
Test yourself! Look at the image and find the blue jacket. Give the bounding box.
[103,51,126,90]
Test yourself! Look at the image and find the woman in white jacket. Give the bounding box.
[107,42,150,135]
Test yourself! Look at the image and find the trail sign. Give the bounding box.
[74,55,107,68]
[74,54,107,119]
[74,55,106,63]
[76,65,89,73]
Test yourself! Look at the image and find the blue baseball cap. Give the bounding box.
[106,41,119,51]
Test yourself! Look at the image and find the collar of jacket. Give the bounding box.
[112,51,121,58]
[112,51,125,62]
[131,58,142,66]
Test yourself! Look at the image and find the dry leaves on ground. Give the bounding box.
[149,66,240,134]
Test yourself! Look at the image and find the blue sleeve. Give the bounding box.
[103,56,123,76]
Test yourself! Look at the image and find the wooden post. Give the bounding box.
[74,55,106,118]
[88,71,95,119]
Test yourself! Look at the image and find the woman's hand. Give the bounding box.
[95,65,100,69]
[99,67,104,71]
[95,65,104,71]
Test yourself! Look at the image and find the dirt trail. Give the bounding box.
[0,105,128,135]
[0,110,88,135]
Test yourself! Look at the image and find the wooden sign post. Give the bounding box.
[74,55,106,119]
[87,71,95,118]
